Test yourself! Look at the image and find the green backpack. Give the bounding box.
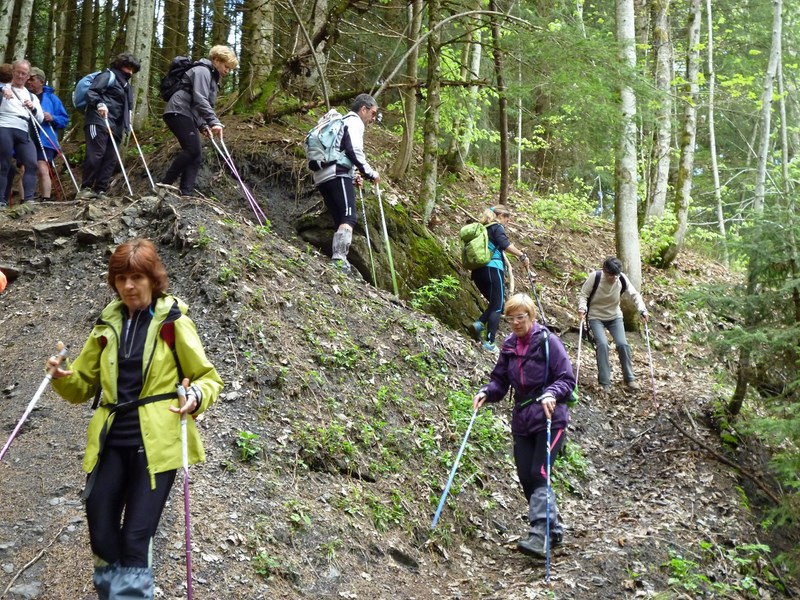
[460,222,492,270]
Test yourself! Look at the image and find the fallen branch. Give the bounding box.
[1,524,66,598]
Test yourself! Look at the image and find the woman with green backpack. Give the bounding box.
[467,206,530,352]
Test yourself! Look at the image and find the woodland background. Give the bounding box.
[0,0,799,577]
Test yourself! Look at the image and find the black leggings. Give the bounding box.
[513,428,566,502]
[82,123,119,192]
[0,127,38,201]
[85,445,176,568]
[163,113,202,195]
[318,176,357,228]
[471,266,505,343]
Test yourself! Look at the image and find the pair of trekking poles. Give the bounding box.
[0,345,197,599]
[357,184,398,295]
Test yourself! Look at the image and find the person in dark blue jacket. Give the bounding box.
[473,293,575,558]
[468,206,530,352]
[26,67,68,201]
[79,53,140,199]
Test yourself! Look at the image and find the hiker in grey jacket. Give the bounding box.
[313,93,380,274]
[161,45,239,197]
[577,256,648,392]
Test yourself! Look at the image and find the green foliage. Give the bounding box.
[524,190,595,232]
[410,275,460,312]
[236,430,261,462]
[195,225,212,249]
[640,214,678,264]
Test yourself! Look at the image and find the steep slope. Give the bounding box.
[0,139,794,600]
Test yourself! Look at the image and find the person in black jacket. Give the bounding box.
[468,206,530,352]
[160,46,238,197]
[78,53,140,199]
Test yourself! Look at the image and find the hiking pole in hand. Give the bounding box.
[209,134,268,226]
[358,186,377,286]
[128,124,156,192]
[0,343,67,462]
[643,322,658,409]
[375,184,399,296]
[176,382,194,600]
[526,269,546,325]
[104,118,133,195]
[27,109,80,194]
[431,407,478,530]
[545,417,552,583]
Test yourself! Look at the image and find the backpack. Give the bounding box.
[516,328,579,408]
[304,109,353,172]
[159,56,210,101]
[460,222,494,270]
[72,70,116,111]
[585,269,627,318]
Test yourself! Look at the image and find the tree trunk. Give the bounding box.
[389,0,423,180]
[212,0,229,45]
[418,0,442,225]
[614,0,643,298]
[0,0,12,61]
[240,0,274,106]
[192,0,206,58]
[77,0,96,75]
[658,0,700,268]
[55,0,77,97]
[645,0,672,221]
[705,0,728,266]
[489,0,509,205]
[753,0,782,215]
[10,0,34,59]
[163,0,180,65]
[126,0,154,126]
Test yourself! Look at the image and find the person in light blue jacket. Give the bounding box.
[26,67,68,200]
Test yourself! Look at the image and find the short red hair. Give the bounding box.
[107,239,168,296]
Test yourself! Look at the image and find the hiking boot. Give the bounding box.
[600,384,612,394]
[625,380,641,391]
[331,258,352,274]
[482,341,498,353]
[77,188,98,200]
[468,320,484,341]
[517,532,547,558]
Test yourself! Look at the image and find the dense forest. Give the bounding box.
[1,0,799,587]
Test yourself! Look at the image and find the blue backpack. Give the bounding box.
[304,109,353,172]
[73,70,116,111]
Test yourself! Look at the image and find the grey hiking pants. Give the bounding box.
[589,316,635,385]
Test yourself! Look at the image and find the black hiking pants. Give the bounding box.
[513,428,566,502]
[162,113,202,196]
[318,176,357,229]
[471,266,505,344]
[82,123,120,193]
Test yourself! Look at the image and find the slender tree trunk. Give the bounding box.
[212,0,230,45]
[389,0,423,180]
[0,0,12,61]
[192,0,206,58]
[645,0,672,221]
[163,0,180,65]
[419,0,442,224]
[56,0,77,97]
[11,0,35,59]
[77,0,96,75]
[753,0,782,215]
[445,20,481,172]
[176,0,189,56]
[126,0,154,125]
[240,0,274,105]
[706,0,728,266]
[658,0,701,268]
[614,0,643,294]
[489,0,509,205]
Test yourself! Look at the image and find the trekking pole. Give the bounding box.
[643,322,658,409]
[431,408,478,530]
[209,135,268,226]
[358,186,377,286]
[575,318,583,394]
[526,269,546,325]
[25,108,80,193]
[545,417,552,583]
[0,343,67,462]
[176,383,194,600]
[375,184,399,296]
[128,124,156,192]
[104,118,133,195]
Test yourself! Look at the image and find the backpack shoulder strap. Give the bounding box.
[619,273,628,295]
[160,320,184,382]
[542,328,550,388]
[586,270,602,317]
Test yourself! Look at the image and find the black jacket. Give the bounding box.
[85,68,133,137]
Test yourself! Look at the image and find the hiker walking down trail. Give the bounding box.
[161,45,239,197]
[473,293,574,558]
[0,60,44,206]
[26,67,69,201]
[312,93,380,273]
[467,206,529,353]
[79,53,140,199]
[46,239,223,599]
[577,256,648,393]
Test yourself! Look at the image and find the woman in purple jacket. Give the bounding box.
[473,293,575,558]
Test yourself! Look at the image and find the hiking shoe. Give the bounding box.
[331,258,352,274]
[468,320,484,341]
[600,384,612,395]
[625,380,641,391]
[76,188,98,200]
[517,533,546,558]
[482,341,498,353]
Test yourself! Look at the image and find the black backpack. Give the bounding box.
[585,269,627,318]
[159,57,211,101]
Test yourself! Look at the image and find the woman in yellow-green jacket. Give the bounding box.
[47,238,222,600]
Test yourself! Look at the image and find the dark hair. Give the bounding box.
[351,93,377,113]
[110,53,141,74]
[107,239,168,296]
[603,257,622,276]
[0,63,12,84]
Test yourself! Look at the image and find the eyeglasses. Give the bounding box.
[504,314,529,324]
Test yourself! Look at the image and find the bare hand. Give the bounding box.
[44,112,53,122]
[46,342,70,378]
[210,125,223,139]
[540,394,556,419]
[98,106,109,119]
[170,378,197,415]
[472,392,487,411]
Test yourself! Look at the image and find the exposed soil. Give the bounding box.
[0,118,796,600]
